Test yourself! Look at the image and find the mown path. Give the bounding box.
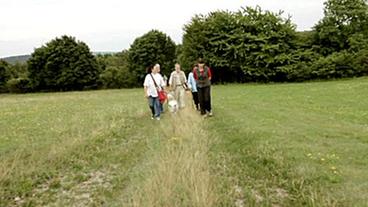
[123,95,217,206]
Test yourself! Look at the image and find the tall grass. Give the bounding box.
[127,96,216,206]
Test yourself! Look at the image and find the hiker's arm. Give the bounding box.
[162,77,166,88]
[208,68,212,81]
[187,73,192,89]
[193,69,198,80]
[143,76,149,98]
[144,86,148,98]
[183,72,187,83]
[168,73,173,86]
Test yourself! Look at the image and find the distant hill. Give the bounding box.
[1,55,31,64]
[93,51,118,56]
[1,51,118,64]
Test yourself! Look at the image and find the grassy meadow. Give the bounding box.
[0,78,367,206]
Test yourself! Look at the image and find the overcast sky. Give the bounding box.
[0,0,326,57]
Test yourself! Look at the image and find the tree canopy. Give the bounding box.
[28,35,100,91]
[128,30,176,84]
[181,7,298,82]
[1,0,368,93]
[313,0,368,55]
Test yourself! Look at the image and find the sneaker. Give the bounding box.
[156,117,160,121]
[151,116,154,120]
[208,111,213,117]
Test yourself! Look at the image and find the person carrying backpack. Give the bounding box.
[192,59,213,116]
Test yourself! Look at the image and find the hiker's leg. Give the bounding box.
[153,97,161,118]
[202,86,210,112]
[174,87,180,101]
[179,88,185,108]
[192,91,199,110]
[148,96,155,117]
[160,102,164,113]
[198,87,206,115]
[205,86,211,112]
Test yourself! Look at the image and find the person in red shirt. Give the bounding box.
[193,58,213,116]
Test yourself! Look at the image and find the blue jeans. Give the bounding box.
[160,103,164,113]
[148,96,160,118]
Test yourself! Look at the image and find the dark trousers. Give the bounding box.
[198,86,211,114]
[192,91,199,109]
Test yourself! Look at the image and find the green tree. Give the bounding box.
[0,60,10,92]
[28,35,100,91]
[6,62,28,79]
[98,51,136,88]
[295,31,315,49]
[313,0,368,55]
[128,30,176,84]
[181,7,298,82]
[180,14,210,70]
[3,62,31,93]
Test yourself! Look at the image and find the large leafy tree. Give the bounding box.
[28,35,100,91]
[313,0,368,55]
[128,30,176,84]
[181,7,297,82]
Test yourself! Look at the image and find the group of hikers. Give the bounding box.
[143,59,213,120]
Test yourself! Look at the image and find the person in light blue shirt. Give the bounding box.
[187,71,200,110]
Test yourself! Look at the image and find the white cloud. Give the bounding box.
[0,0,326,57]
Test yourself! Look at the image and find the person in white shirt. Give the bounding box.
[156,64,166,113]
[169,63,187,109]
[143,64,166,120]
